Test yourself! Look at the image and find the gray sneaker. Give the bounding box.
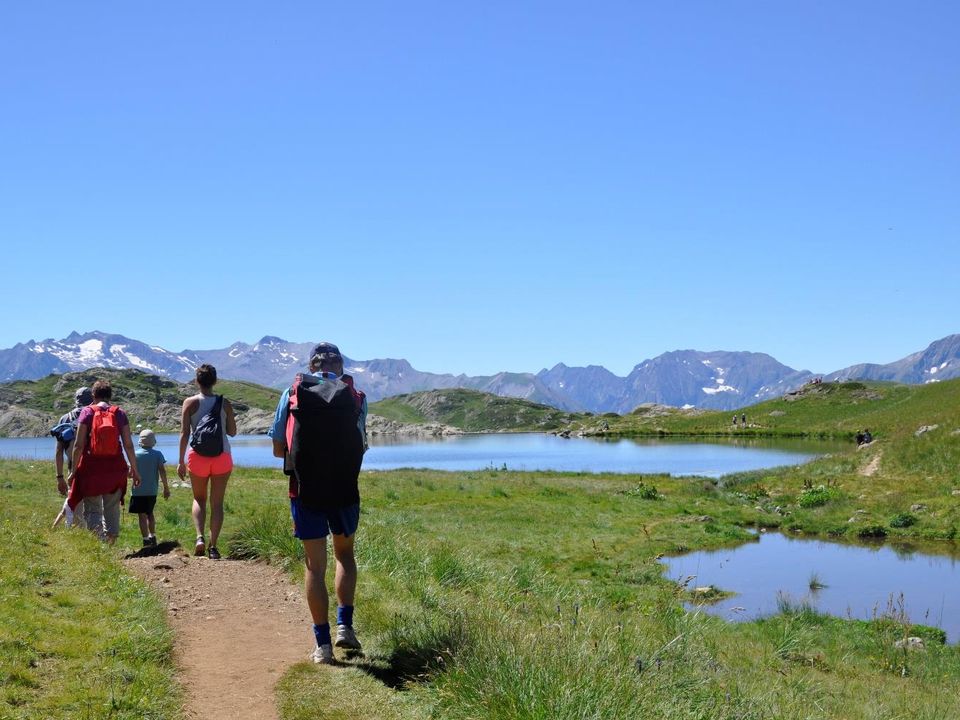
[334,624,361,650]
[312,644,334,665]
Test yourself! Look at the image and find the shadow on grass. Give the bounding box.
[124,540,181,559]
[351,647,442,690]
[351,622,468,690]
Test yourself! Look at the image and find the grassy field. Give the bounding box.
[0,461,182,719]
[2,424,959,719]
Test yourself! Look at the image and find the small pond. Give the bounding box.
[661,531,960,643]
[0,433,847,476]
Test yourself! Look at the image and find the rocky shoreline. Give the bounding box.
[0,405,462,440]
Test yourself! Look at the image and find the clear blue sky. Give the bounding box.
[2,2,957,376]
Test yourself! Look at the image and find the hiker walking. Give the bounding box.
[269,342,368,665]
[131,429,170,547]
[66,380,142,544]
[177,364,236,560]
[51,386,94,527]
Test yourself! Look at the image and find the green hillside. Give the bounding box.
[0,368,281,436]
[594,378,960,441]
[370,388,581,432]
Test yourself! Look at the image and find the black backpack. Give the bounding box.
[190,395,224,457]
[285,375,363,511]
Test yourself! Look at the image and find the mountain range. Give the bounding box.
[1,330,958,413]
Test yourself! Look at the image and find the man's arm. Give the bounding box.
[55,441,68,495]
[268,388,291,458]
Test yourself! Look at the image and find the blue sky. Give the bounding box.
[2,2,957,377]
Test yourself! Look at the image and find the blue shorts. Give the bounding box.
[290,499,360,540]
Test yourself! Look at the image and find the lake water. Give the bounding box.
[0,433,845,476]
[662,531,960,643]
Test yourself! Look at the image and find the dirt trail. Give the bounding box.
[125,548,314,720]
[859,448,882,477]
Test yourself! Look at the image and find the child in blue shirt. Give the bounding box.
[131,429,170,546]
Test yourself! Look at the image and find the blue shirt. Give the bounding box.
[268,372,368,450]
[133,447,166,496]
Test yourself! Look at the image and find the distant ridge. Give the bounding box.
[1,330,957,412]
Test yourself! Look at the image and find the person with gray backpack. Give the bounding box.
[51,386,94,527]
[177,364,237,560]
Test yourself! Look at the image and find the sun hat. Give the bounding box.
[139,429,157,448]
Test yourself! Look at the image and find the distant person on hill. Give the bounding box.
[177,364,236,560]
[67,380,142,543]
[51,386,94,528]
[863,429,873,444]
[131,429,170,547]
[269,342,368,665]
[856,431,865,446]
[732,414,738,427]
[741,413,746,427]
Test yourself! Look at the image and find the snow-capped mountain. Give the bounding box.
[0,331,202,382]
[2,330,959,411]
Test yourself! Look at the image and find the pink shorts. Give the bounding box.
[186,449,233,478]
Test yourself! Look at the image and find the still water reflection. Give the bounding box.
[662,531,960,643]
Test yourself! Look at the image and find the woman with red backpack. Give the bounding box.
[66,380,142,544]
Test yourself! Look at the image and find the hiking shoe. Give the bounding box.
[194,536,206,556]
[312,644,334,665]
[208,546,221,560]
[334,624,361,650]
[146,536,157,547]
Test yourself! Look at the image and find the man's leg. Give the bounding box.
[332,533,361,649]
[138,512,149,539]
[332,533,357,608]
[302,537,333,663]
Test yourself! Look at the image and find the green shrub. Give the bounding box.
[889,512,917,528]
[857,525,888,539]
[797,484,838,508]
[623,482,660,500]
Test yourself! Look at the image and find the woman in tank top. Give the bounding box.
[177,364,237,560]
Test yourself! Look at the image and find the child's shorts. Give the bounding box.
[129,495,157,514]
[186,449,233,478]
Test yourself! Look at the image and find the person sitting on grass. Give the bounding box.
[131,428,170,547]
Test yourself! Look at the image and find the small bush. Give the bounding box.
[857,525,888,539]
[623,482,660,500]
[797,484,838,508]
[745,483,770,501]
[889,512,917,528]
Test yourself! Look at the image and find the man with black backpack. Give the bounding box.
[269,342,368,665]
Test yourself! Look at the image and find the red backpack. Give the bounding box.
[89,405,122,457]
